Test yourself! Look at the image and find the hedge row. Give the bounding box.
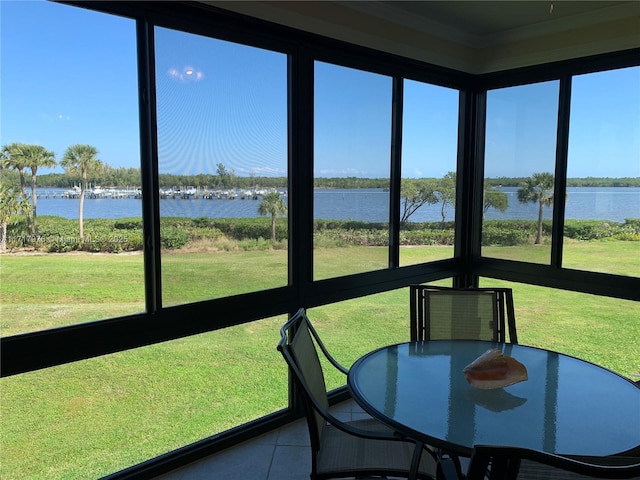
[4,216,639,253]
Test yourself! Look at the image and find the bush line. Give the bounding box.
[4,216,639,253]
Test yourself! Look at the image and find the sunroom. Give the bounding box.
[1,1,638,479]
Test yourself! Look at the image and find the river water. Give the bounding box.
[32,187,640,223]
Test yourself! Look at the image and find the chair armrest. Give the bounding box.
[305,317,349,374]
[332,416,405,442]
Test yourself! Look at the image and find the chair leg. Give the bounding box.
[409,441,425,480]
[435,448,464,479]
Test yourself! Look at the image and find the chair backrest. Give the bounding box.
[466,446,640,480]
[277,308,330,453]
[410,285,518,343]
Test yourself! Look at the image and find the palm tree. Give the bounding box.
[258,191,287,242]
[61,144,103,239]
[0,182,31,251]
[1,142,31,232]
[23,144,56,236]
[517,172,555,245]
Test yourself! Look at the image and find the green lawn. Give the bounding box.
[0,243,638,479]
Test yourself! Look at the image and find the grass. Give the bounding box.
[0,242,638,479]
[484,240,640,276]
[0,253,146,335]
[162,250,288,305]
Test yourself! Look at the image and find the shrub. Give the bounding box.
[196,218,280,241]
[123,233,144,250]
[48,237,81,253]
[613,232,640,241]
[237,237,271,251]
[482,225,530,246]
[563,220,640,241]
[160,228,189,249]
[402,221,455,232]
[114,220,142,230]
[400,229,454,245]
[564,221,615,240]
[315,219,388,232]
[7,215,637,253]
[624,218,640,228]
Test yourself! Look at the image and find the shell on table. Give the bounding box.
[462,348,528,389]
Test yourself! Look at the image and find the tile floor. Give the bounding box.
[153,399,373,480]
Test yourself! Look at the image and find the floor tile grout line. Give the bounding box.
[265,442,277,480]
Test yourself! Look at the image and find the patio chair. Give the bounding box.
[278,307,437,480]
[410,285,518,343]
[436,445,640,480]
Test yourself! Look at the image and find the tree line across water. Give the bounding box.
[4,169,640,191]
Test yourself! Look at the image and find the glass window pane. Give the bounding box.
[309,290,409,390]
[400,80,458,266]
[154,28,288,306]
[564,66,640,276]
[308,281,454,391]
[482,81,559,263]
[479,278,639,381]
[0,2,143,336]
[0,316,288,479]
[313,62,392,280]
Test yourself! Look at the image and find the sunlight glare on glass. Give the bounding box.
[168,65,204,82]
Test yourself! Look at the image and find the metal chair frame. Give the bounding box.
[278,307,437,480]
[437,445,640,480]
[410,285,518,343]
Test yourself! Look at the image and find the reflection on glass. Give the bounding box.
[0,2,143,336]
[0,316,288,479]
[564,66,640,276]
[463,387,527,412]
[400,80,458,266]
[155,28,288,305]
[482,81,559,264]
[353,341,638,455]
[313,61,392,280]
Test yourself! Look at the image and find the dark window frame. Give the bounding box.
[1,4,638,477]
[3,0,638,371]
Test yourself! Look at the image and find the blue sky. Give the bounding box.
[2,1,638,179]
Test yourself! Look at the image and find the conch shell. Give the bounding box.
[463,348,528,389]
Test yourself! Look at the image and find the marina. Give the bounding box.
[40,185,283,201]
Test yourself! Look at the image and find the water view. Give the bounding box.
[33,187,640,223]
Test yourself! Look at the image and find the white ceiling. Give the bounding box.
[207,1,640,73]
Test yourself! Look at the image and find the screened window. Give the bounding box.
[0,316,288,478]
[478,278,638,380]
[0,1,142,336]
[564,66,640,276]
[309,289,409,390]
[482,81,560,264]
[154,28,289,305]
[313,61,392,280]
[2,1,638,478]
[400,80,459,266]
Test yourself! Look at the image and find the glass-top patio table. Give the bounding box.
[347,340,640,457]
